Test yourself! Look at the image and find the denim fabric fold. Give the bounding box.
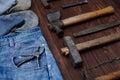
[7,10,39,32]
[0,15,24,36]
[0,0,16,15]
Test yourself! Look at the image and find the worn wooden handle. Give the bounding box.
[62,6,114,26]
[61,32,120,55]
[95,70,120,80]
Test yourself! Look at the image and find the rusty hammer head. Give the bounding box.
[41,0,54,9]
[63,36,83,68]
[46,11,64,37]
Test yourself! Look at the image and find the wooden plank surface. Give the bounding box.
[31,0,120,80]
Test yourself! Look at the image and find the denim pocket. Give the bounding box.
[10,46,50,80]
[12,46,46,69]
[0,45,50,80]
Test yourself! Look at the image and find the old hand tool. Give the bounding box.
[46,6,114,37]
[62,0,88,9]
[61,32,120,68]
[41,0,54,9]
[73,20,120,38]
[95,70,120,80]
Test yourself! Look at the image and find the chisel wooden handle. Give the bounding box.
[61,32,120,55]
[95,70,120,80]
[62,6,114,26]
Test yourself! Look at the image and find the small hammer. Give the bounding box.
[61,32,120,68]
[95,70,120,80]
[46,6,114,37]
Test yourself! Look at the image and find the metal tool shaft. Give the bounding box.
[62,0,88,9]
[73,20,120,38]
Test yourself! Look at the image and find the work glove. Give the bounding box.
[8,0,31,12]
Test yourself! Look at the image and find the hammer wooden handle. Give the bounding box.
[61,32,120,55]
[95,70,120,80]
[62,6,114,26]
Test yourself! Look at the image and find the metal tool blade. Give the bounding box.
[73,20,120,38]
[46,11,61,22]
[62,0,88,9]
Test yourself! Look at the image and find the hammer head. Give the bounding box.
[47,11,61,22]
[63,36,83,68]
[41,0,53,8]
[46,11,64,37]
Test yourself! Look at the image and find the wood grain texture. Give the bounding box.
[31,0,120,80]
[95,70,120,80]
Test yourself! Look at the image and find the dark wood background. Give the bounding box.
[31,0,120,80]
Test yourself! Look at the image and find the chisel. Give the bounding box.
[73,20,120,38]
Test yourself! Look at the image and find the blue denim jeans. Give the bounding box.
[0,0,16,15]
[0,14,24,36]
[0,27,63,80]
